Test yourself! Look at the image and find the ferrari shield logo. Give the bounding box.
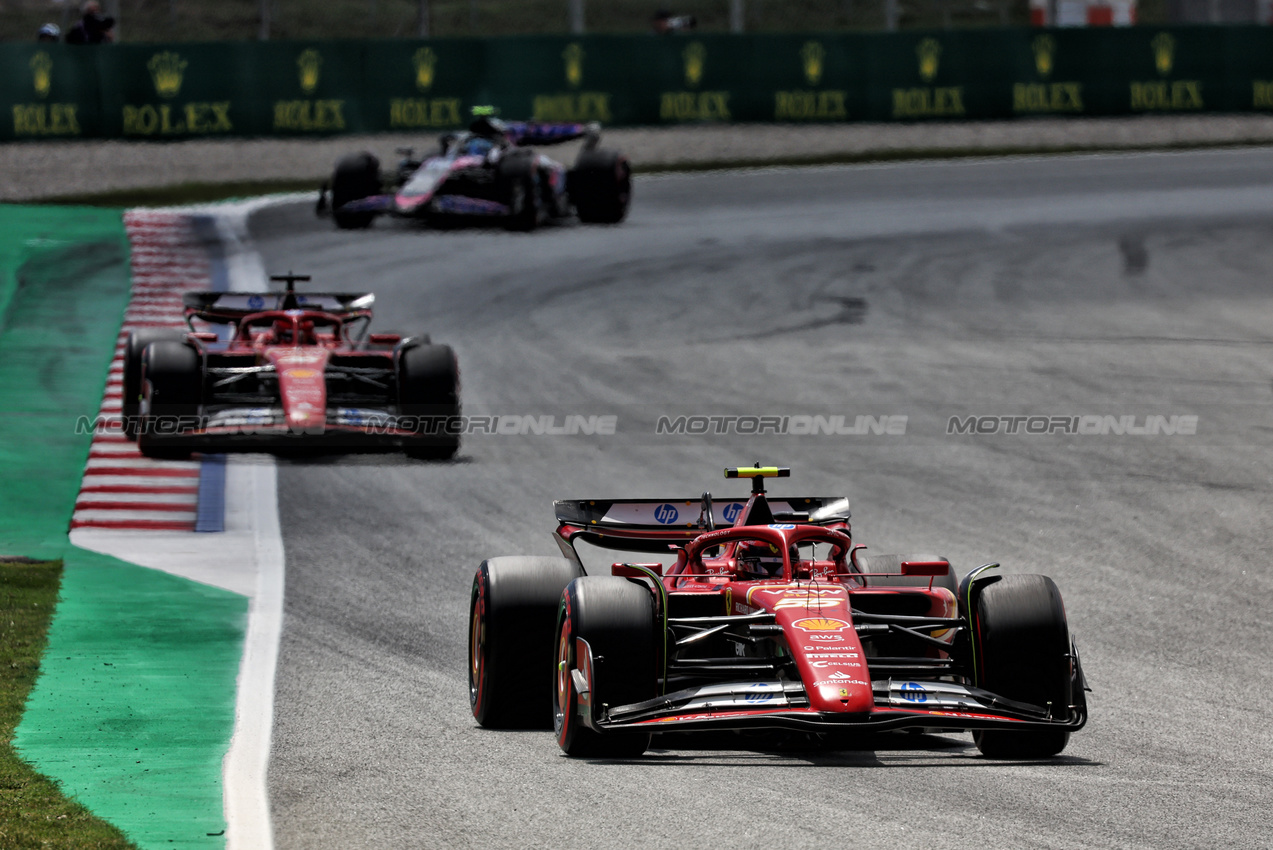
[414,47,437,91]
[298,49,322,94]
[801,41,825,86]
[30,52,52,99]
[1032,34,1055,78]
[147,51,187,99]
[684,41,706,87]
[917,38,941,83]
[563,43,584,87]
[1151,32,1175,76]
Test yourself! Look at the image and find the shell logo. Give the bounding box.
[792,617,850,632]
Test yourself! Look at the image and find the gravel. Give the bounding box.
[6,113,1273,202]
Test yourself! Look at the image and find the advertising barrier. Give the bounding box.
[4,27,1273,141]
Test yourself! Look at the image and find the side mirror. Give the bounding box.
[900,560,949,577]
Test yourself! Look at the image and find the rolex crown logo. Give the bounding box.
[30,52,53,99]
[801,41,825,87]
[413,47,437,91]
[917,38,941,83]
[147,51,187,99]
[1032,34,1055,79]
[1151,32,1175,76]
[298,49,322,95]
[563,43,584,88]
[684,41,706,88]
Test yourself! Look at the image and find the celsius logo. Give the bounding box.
[721,502,743,523]
[653,503,679,524]
[900,682,928,703]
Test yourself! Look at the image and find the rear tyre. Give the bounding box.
[122,328,184,440]
[469,557,585,729]
[554,577,656,758]
[971,574,1073,758]
[331,152,381,230]
[568,150,631,224]
[137,341,200,460]
[397,342,460,459]
[499,152,541,232]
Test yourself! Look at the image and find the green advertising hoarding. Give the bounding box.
[3,27,1273,143]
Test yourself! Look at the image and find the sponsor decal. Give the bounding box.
[814,677,869,688]
[803,652,859,659]
[284,369,320,379]
[742,684,777,705]
[774,598,842,610]
[839,688,849,697]
[414,47,437,91]
[149,51,187,98]
[792,617,850,632]
[768,523,796,530]
[721,502,743,523]
[811,660,861,669]
[297,48,322,94]
[653,503,680,524]
[247,294,266,310]
[900,682,928,703]
[807,634,844,642]
[31,52,52,99]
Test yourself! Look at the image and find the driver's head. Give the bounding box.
[272,318,294,344]
[460,136,496,157]
[737,541,784,578]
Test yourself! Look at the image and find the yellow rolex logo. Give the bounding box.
[298,49,322,94]
[917,38,941,83]
[413,47,437,91]
[30,52,52,99]
[563,43,584,88]
[147,51,187,99]
[801,41,825,86]
[1152,32,1175,76]
[1033,35,1055,78]
[684,41,706,87]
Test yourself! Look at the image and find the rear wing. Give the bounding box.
[554,496,850,555]
[182,291,375,323]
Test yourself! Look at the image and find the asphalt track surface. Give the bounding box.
[252,149,1273,849]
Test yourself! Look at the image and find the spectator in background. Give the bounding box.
[65,1,115,44]
[651,9,697,33]
[37,23,61,42]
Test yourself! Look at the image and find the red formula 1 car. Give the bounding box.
[121,274,460,459]
[470,467,1088,758]
[319,109,631,232]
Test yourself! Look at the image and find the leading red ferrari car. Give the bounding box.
[469,467,1088,758]
[121,274,460,459]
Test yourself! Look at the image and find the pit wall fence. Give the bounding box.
[6,27,1273,141]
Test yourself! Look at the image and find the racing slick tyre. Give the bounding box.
[568,150,631,224]
[397,342,460,460]
[971,574,1073,758]
[470,557,585,729]
[498,152,541,232]
[331,152,381,230]
[554,577,657,758]
[122,328,184,440]
[137,341,201,460]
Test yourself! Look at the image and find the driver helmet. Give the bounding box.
[272,318,295,344]
[737,541,784,578]
[459,136,496,157]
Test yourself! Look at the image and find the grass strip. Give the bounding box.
[20,137,1273,209]
[0,559,136,850]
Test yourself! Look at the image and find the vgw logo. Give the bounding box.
[653,503,679,524]
[721,502,743,523]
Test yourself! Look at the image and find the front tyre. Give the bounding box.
[971,574,1074,758]
[469,557,585,729]
[137,341,200,460]
[397,342,460,459]
[554,577,656,758]
[331,152,381,230]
